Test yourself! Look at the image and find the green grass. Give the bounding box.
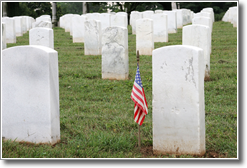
[2,21,237,158]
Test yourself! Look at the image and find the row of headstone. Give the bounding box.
[2,44,206,154]
[1,14,54,50]
[222,6,237,27]
[3,20,211,155]
[2,16,35,45]
[130,9,194,35]
[59,12,128,43]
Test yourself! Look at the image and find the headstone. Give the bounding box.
[99,13,111,31]
[86,13,100,21]
[84,20,102,55]
[36,15,51,23]
[2,17,16,43]
[29,28,54,49]
[229,6,237,27]
[155,10,163,14]
[192,17,212,53]
[152,13,168,42]
[175,9,183,28]
[171,2,177,10]
[72,15,86,43]
[130,11,142,34]
[13,16,23,36]
[64,14,73,32]
[136,18,154,55]
[21,16,27,34]
[102,26,128,80]
[2,22,6,49]
[2,45,60,145]
[152,45,205,156]
[163,11,177,33]
[70,14,80,36]
[59,15,65,28]
[116,12,128,27]
[201,7,214,22]
[111,14,127,28]
[182,24,211,80]
[222,9,230,22]
[142,10,154,19]
[32,21,52,29]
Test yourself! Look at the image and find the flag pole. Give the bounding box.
[137,50,141,151]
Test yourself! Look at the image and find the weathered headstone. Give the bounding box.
[36,15,51,23]
[2,22,7,49]
[2,45,60,145]
[102,26,128,80]
[13,16,23,36]
[152,45,205,156]
[84,20,102,55]
[72,15,86,43]
[29,28,54,49]
[136,18,154,55]
[32,21,52,29]
[152,13,168,42]
[2,17,16,43]
[182,24,211,80]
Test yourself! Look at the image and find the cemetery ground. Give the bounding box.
[2,21,237,158]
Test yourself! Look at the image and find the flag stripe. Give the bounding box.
[131,63,148,126]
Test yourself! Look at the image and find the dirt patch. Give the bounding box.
[204,150,228,158]
[204,76,211,81]
[139,146,229,158]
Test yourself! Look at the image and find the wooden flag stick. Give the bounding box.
[137,50,141,151]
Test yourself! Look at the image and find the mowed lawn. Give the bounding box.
[2,21,237,158]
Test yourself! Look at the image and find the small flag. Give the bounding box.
[131,63,148,126]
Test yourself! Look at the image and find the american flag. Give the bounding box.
[131,63,148,126]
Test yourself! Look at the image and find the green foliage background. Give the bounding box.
[4,2,237,21]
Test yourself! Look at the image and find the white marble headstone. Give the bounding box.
[2,45,60,145]
[13,16,23,36]
[163,11,177,33]
[111,14,127,28]
[192,16,212,53]
[99,13,111,31]
[84,20,102,55]
[152,45,205,156]
[29,27,54,49]
[72,15,86,43]
[2,22,7,49]
[32,21,52,29]
[130,11,143,34]
[2,17,16,43]
[136,18,154,55]
[182,24,211,79]
[102,26,128,80]
[152,13,168,42]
